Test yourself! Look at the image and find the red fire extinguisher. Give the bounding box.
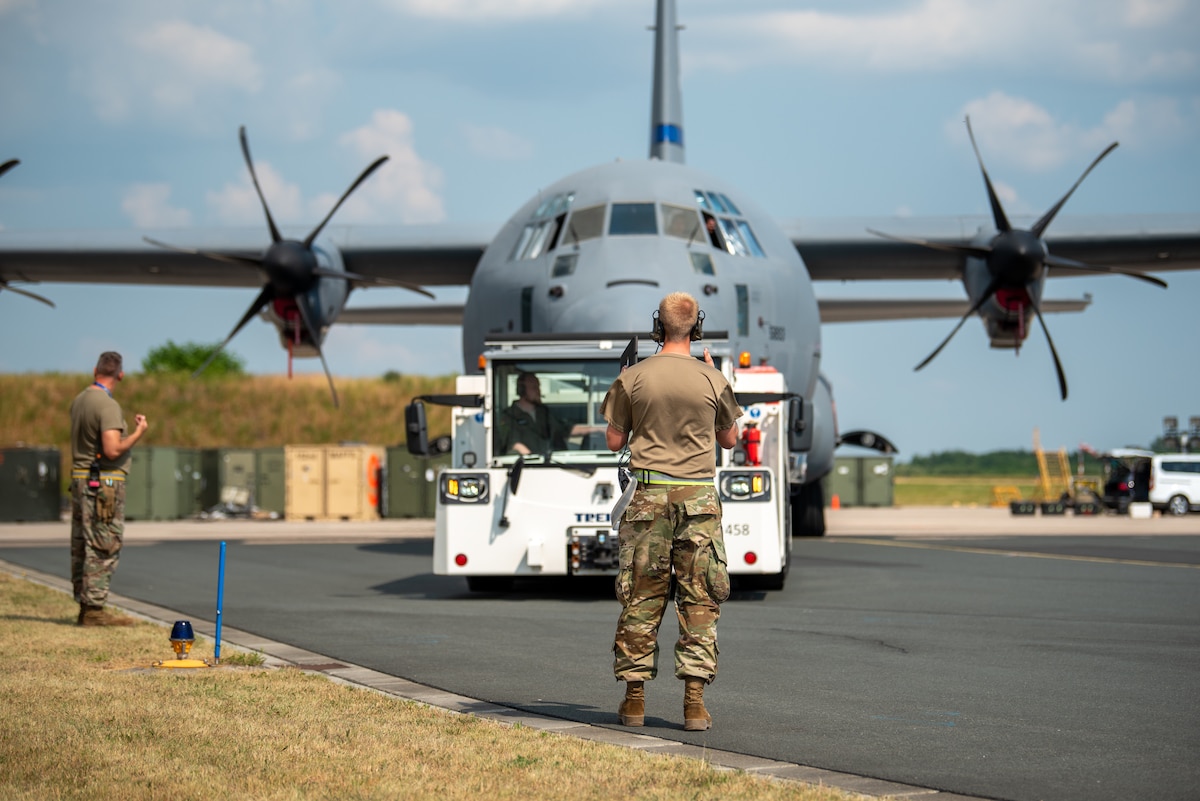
[742,422,761,466]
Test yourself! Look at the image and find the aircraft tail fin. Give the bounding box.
[649,0,685,163]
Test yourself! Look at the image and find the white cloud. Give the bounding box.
[1091,96,1190,150]
[121,183,193,228]
[955,91,1196,174]
[954,93,1073,173]
[78,19,262,122]
[462,124,534,161]
[692,0,1199,83]
[321,109,446,225]
[137,20,262,94]
[1124,0,1188,27]
[381,0,614,21]
[202,110,446,229]
[0,0,34,15]
[207,161,305,227]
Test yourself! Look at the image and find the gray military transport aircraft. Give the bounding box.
[2,0,1199,537]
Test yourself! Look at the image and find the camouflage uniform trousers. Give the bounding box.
[613,483,731,684]
[70,477,126,607]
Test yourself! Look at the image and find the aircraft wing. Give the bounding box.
[0,224,493,289]
[818,296,1091,323]
[336,296,1092,328]
[784,214,1200,281]
[338,303,466,326]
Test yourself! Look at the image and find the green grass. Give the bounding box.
[0,572,871,801]
[893,476,1042,507]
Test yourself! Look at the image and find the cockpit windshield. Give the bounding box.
[492,360,623,466]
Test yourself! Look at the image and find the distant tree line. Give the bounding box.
[894,448,1157,477]
[141,340,245,376]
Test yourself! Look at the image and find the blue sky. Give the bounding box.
[1,0,1198,457]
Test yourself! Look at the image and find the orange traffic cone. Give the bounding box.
[831,494,841,510]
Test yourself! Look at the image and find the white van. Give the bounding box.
[1149,454,1200,516]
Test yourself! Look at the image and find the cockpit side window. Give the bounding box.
[737,221,765,257]
[561,204,605,246]
[690,252,715,275]
[692,189,765,258]
[718,217,748,256]
[510,192,575,260]
[609,203,657,235]
[662,203,702,241]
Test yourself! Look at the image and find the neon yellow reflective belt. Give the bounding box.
[71,470,126,482]
[635,469,713,486]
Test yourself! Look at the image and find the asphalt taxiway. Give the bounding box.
[2,507,1197,801]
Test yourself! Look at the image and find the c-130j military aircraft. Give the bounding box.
[2,0,1199,537]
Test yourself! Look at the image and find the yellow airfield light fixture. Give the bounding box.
[153,620,210,669]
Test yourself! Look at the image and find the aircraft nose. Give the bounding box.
[551,283,662,336]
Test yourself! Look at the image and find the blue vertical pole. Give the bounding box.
[214,541,226,663]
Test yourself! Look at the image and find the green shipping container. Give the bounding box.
[125,447,203,520]
[384,447,448,518]
[255,447,286,517]
[824,455,894,508]
[199,448,257,511]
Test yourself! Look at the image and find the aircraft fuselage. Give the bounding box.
[462,158,822,407]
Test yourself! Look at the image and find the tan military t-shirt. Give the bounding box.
[70,386,130,474]
[601,352,741,479]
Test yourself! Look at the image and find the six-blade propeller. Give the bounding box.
[144,127,433,408]
[868,117,1167,401]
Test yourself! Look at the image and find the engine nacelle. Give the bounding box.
[262,247,350,358]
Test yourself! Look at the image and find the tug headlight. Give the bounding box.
[441,473,490,504]
[719,471,771,502]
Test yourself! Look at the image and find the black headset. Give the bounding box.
[650,308,704,343]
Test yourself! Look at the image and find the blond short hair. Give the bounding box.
[658,292,700,341]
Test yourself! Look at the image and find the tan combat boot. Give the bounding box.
[618,680,645,726]
[683,678,712,731]
[78,605,135,627]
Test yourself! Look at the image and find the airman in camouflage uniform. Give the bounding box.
[601,292,741,731]
[69,351,148,626]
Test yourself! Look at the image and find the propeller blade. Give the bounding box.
[292,297,340,408]
[965,116,1011,234]
[1043,254,1168,288]
[866,228,993,260]
[0,279,55,308]
[0,159,18,178]
[239,126,283,244]
[1032,142,1118,237]
[143,236,264,269]
[192,285,275,379]
[303,156,389,248]
[915,278,1001,371]
[1028,292,1069,401]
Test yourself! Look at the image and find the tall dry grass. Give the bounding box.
[0,573,863,801]
[0,372,457,488]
